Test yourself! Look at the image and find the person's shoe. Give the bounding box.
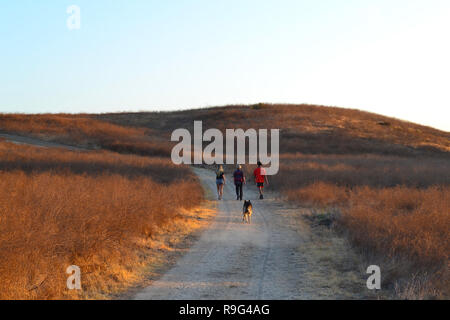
[260,194,264,199]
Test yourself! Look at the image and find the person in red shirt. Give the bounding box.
[253,161,269,199]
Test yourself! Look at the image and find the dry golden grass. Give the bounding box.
[0,114,144,143]
[0,141,186,183]
[342,186,449,268]
[277,170,449,298]
[0,141,203,299]
[286,183,449,265]
[273,153,450,188]
[0,114,172,157]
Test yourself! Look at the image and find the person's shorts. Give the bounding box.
[216,178,224,185]
[257,182,264,188]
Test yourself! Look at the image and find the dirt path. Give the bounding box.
[0,133,85,151]
[134,167,368,300]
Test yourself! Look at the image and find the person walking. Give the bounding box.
[253,161,269,199]
[215,165,226,200]
[233,165,246,201]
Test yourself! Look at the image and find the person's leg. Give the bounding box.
[239,183,243,200]
[236,183,243,200]
[219,183,224,199]
[216,182,221,199]
[258,183,264,199]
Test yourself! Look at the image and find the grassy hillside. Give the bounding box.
[96,104,450,298]
[1,103,449,299]
[95,104,450,157]
[2,104,449,157]
[0,114,171,157]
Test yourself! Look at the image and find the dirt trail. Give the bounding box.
[0,133,84,151]
[134,167,367,300]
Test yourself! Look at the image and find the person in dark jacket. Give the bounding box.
[233,164,246,201]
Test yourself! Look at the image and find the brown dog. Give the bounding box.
[242,200,253,224]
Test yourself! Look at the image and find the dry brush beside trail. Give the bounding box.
[271,155,450,299]
[0,141,203,299]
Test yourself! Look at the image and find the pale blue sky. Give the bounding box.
[1,0,449,131]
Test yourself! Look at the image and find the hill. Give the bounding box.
[0,103,448,299]
[95,104,450,157]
